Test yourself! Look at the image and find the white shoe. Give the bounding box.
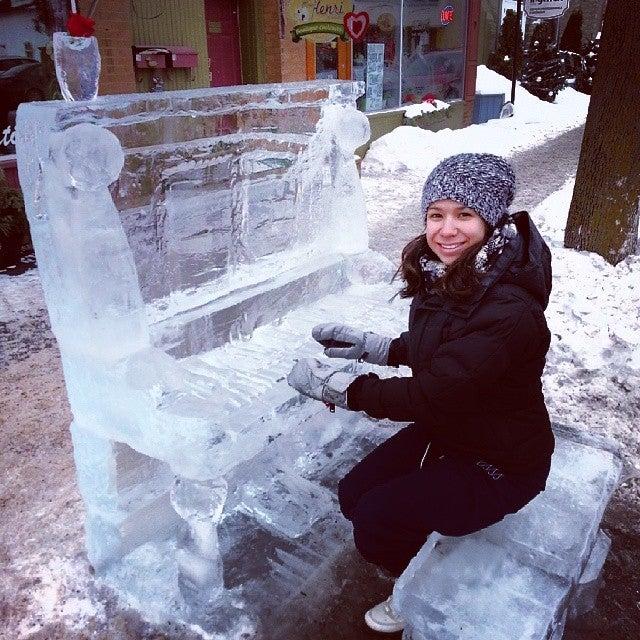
[364,595,405,633]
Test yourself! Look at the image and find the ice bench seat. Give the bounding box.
[395,426,623,640]
[71,274,408,482]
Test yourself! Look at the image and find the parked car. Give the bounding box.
[0,55,57,103]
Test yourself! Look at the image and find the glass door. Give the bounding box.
[306,40,352,81]
[316,42,338,79]
[349,0,468,111]
[401,0,467,103]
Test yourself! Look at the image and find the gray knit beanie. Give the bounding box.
[421,153,516,227]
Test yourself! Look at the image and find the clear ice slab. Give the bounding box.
[480,435,621,579]
[231,469,337,539]
[567,529,611,620]
[394,429,623,640]
[398,535,570,640]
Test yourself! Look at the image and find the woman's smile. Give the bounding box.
[436,240,467,252]
[425,199,488,265]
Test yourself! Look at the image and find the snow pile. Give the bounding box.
[529,181,640,467]
[0,269,44,320]
[403,99,450,119]
[15,555,105,636]
[362,66,590,175]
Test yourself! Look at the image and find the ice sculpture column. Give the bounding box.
[38,122,165,569]
[316,103,370,255]
[171,477,228,606]
[41,122,149,359]
[38,122,230,602]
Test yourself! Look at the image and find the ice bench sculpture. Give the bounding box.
[17,81,624,637]
[16,80,411,628]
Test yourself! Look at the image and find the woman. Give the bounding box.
[287,153,555,633]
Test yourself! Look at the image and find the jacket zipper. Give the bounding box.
[419,442,431,470]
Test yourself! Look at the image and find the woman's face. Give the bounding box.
[425,199,488,265]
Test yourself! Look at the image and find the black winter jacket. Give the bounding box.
[347,211,555,474]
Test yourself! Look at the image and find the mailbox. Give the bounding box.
[133,47,169,69]
[167,46,198,69]
[132,45,198,70]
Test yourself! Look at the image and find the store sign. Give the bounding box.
[288,1,354,43]
[440,5,455,25]
[344,11,369,41]
[1,126,17,149]
[524,0,569,19]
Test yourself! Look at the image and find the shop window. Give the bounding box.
[353,1,401,110]
[401,0,466,104]
[351,0,467,112]
[0,0,65,158]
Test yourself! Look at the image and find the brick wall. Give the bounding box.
[262,0,284,83]
[79,0,136,95]
[262,0,307,83]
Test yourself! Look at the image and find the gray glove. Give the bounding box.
[286,357,358,410]
[312,323,392,366]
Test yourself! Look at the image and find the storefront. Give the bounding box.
[287,0,480,146]
[308,0,469,112]
[0,0,481,187]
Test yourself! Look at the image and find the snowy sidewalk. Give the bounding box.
[361,66,590,265]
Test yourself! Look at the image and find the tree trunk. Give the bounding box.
[564,0,640,265]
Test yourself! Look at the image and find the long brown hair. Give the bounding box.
[392,227,491,301]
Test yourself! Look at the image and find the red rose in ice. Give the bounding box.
[422,93,437,104]
[67,12,96,37]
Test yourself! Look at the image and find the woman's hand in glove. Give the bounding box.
[312,323,392,366]
[286,357,358,409]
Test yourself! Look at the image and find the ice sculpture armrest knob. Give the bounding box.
[49,122,124,191]
[322,104,370,156]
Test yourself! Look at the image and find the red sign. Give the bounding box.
[441,5,455,25]
[343,11,369,41]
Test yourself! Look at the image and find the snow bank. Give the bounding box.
[16,555,105,636]
[403,99,450,119]
[530,181,640,465]
[362,66,590,175]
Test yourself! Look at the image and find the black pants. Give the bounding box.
[338,424,549,576]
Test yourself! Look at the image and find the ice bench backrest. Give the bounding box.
[17,81,369,360]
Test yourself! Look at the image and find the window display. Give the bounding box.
[401,0,466,103]
[352,1,401,110]
[352,0,467,112]
[0,0,65,157]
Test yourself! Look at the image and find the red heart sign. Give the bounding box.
[343,12,370,42]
